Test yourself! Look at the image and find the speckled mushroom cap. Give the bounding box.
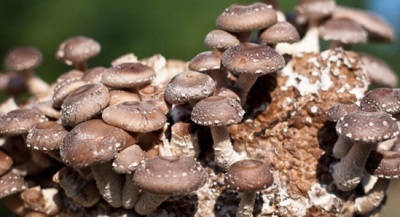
[56,36,101,65]
[204,29,240,50]
[101,62,156,88]
[295,0,336,20]
[319,18,367,44]
[332,6,395,43]
[26,121,68,151]
[52,77,87,109]
[216,3,277,32]
[4,47,43,71]
[133,156,207,195]
[366,149,400,178]
[164,71,216,105]
[61,83,109,127]
[0,170,27,199]
[112,145,145,174]
[188,51,222,72]
[225,159,273,192]
[259,21,300,45]
[108,90,141,106]
[0,108,46,136]
[222,42,285,76]
[326,101,359,122]
[336,109,399,143]
[191,96,244,126]
[60,119,136,168]
[360,88,400,114]
[359,54,398,88]
[0,150,13,176]
[82,66,106,84]
[102,101,166,133]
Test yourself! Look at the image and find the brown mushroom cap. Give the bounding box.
[319,18,367,44]
[56,36,101,65]
[52,77,87,109]
[164,71,216,105]
[108,90,141,106]
[188,51,222,72]
[112,145,145,174]
[359,54,398,88]
[259,21,300,45]
[26,121,68,151]
[204,29,240,50]
[102,101,166,133]
[82,66,106,84]
[216,3,277,32]
[332,6,396,43]
[336,109,399,143]
[0,108,46,136]
[61,83,110,127]
[366,149,400,178]
[101,62,156,88]
[326,101,359,122]
[225,159,273,192]
[0,170,27,199]
[295,0,336,20]
[222,42,285,76]
[60,119,136,168]
[191,96,244,126]
[360,88,400,114]
[134,156,207,195]
[4,47,43,71]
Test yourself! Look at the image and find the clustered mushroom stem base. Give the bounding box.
[332,142,374,191]
[91,162,123,208]
[355,178,390,215]
[332,137,353,159]
[236,191,257,217]
[134,192,169,215]
[234,74,258,106]
[210,126,244,170]
[121,173,140,209]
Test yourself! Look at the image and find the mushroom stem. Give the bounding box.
[332,137,353,159]
[121,173,141,209]
[91,162,124,208]
[22,70,50,98]
[134,192,169,215]
[210,126,244,170]
[332,142,374,191]
[234,74,258,106]
[236,191,257,217]
[74,62,88,72]
[355,178,390,215]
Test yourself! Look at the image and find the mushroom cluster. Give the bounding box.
[0,0,398,216]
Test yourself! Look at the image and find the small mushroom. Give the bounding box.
[366,149,400,179]
[0,150,13,176]
[332,109,399,191]
[164,70,216,106]
[204,29,240,51]
[20,186,62,216]
[258,21,300,48]
[225,159,274,217]
[222,42,285,105]
[359,54,398,88]
[191,96,245,170]
[26,121,68,152]
[133,156,207,215]
[0,108,47,136]
[56,36,101,71]
[0,170,27,199]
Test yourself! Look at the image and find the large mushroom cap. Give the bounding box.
[101,62,156,88]
[216,2,277,32]
[319,18,368,44]
[4,46,43,71]
[26,121,68,151]
[295,0,336,20]
[359,54,398,88]
[60,119,136,168]
[61,83,109,127]
[56,36,101,65]
[134,156,207,195]
[222,42,285,75]
[102,101,166,133]
[360,88,400,114]
[164,71,216,105]
[191,96,244,126]
[336,109,399,143]
[225,159,273,192]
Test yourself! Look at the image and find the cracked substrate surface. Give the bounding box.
[188,49,369,217]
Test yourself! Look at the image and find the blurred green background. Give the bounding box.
[0,0,399,216]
